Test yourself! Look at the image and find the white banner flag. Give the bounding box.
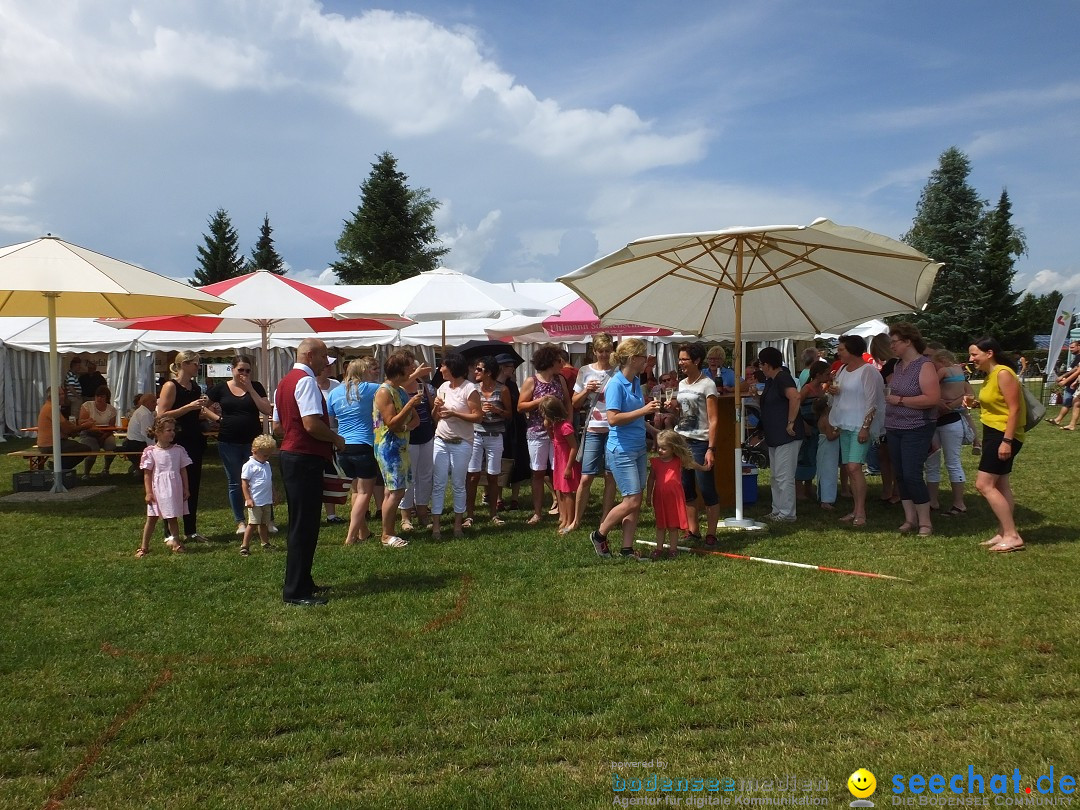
[1046,292,1077,384]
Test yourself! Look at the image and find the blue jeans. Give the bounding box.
[217,441,250,523]
[887,423,936,505]
[606,446,647,496]
[581,431,608,476]
[683,438,718,506]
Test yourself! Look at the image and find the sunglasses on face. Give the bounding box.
[235,367,251,373]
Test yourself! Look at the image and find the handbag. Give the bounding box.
[1022,386,1045,431]
[322,455,351,505]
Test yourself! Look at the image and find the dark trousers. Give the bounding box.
[887,423,936,505]
[178,436,206,536]
[280,450,325,601]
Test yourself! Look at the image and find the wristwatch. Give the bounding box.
[1001,437,1015,445]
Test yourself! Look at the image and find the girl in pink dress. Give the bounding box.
[135,417,192,557]
[540,396,581,535]
[646,430,708,559]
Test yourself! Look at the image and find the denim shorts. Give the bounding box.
[606,446,647,496]
[338,443,383,484]
[581,431,608,476]
[683,437,718,506]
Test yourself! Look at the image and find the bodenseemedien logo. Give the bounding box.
[849,768,877,808]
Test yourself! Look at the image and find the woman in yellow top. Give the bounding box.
[966,337,1026,553]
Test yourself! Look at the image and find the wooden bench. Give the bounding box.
[7,448,141,471]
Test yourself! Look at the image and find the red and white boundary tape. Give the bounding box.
[635,540,910,582]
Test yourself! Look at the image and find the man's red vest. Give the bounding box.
[276,367,332,459]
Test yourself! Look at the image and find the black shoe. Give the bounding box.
[312,584,333,595]
[325,515,346,524]
[283,596,328,606]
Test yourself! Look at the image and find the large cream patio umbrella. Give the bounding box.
[558,218,942,528]
[0,235,230,493]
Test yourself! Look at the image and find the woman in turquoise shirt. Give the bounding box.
[589,338,660,560]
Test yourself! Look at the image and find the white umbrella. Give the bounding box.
[0,235,230,492]
[333,267,554,350]
[558,218,942,528]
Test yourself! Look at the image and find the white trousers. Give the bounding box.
[401,438,433,510]
[431,437,472,515]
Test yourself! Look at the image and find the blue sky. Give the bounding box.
[1,1,1077,296]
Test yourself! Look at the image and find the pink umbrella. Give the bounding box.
[100,270,412,384]
[541,297,672,337]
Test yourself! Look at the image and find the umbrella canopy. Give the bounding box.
[541,297,672,338]
[453,340,525,367]
[558,218,942,527]
[99,269,413,390]
[333,267,554,349]
[0,235,230,492]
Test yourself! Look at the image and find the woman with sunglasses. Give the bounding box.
[208,356,274,535]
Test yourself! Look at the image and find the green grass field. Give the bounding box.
[1,424,1077,809]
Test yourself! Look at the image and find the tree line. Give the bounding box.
[191,151,446,287]
[192,147,1068,354]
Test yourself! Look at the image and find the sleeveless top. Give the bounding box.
[164,378,204,444]
[373,383,409,443]
[476,382,507,435]
[526,374,564,436]
[979,364,1026,440]
[885,355,934,431]
[408,383,436,445]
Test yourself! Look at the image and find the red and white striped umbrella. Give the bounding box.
[100,269,413,381]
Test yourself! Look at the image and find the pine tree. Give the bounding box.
[332,152,448,285]
[974,190,1026,347]
[901,147,986,349]
[191,208,246,286]
[248,214,286,275]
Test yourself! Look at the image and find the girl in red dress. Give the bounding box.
[540,396,581,535]
[646,430,708,559]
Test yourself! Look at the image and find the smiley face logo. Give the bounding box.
[848,769,877,799]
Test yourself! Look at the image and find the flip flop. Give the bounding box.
[988,541,1025,553]
[134,548,148,558]
[941,506,968,516]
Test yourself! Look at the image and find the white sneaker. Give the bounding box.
[236,522,246,535]
[268,523,279,534]
[187,533,210,543]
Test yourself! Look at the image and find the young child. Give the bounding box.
[539,396,581,534]
[135,416,191,557]
[646,430,708,559]
[813,396,841,510]
[240,434,278,556]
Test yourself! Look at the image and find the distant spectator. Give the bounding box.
[78,385,118,477]
[65,356,85,413]
[78,359,107,400]
[36,389,92,469]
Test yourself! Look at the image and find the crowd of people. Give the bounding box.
[35,326,1035,604]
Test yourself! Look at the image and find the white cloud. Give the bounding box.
[0,1,705,174]
[441,210,501,276]
[1025,269,1080,295]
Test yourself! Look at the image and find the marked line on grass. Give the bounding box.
[422,573,473,632]
[42,668,173,810]
[636,540,911,582]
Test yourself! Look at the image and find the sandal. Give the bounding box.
[650,549,664,560]
[164,536,186,553]
[851,516,866,527]
[989,541,1025,553]
[261,541,273,550]
[897,522,915,534]
[704,534,717,546]
[239,546,250,557]
[548,504,560,515]
[135,547,148,558]
[681,532,701,543]
[400,519,414,532]
[918,525,933,537]
[381,536,409,548]
[941,506,967,516]
[839,513,856,523]
[527,513,542,526]
[491,516,506,526]
[461,517,473,529]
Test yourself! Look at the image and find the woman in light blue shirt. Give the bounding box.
[589,338,660,560]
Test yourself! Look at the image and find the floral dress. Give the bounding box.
[373,383,412,490]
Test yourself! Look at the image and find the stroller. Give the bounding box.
[741,401,769,469]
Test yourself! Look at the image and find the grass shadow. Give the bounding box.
[331,570,464,599]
